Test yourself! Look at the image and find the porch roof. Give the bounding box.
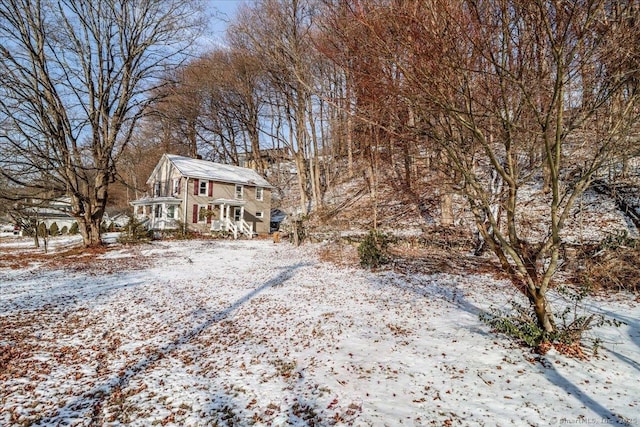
[210,198,247,207]
[130,196,181,206]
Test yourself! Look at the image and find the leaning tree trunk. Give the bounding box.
[527,287,556,334]
[474,207,558,335]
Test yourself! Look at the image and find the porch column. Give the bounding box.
[216,203,222,231]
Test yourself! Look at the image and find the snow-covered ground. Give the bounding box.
[0,237,638,426]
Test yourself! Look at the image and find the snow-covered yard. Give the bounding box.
[0,237,638,426]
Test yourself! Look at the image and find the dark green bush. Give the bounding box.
[358,229,391,269]
[117,214,151,244]
[480,286,623,355]
[60,226,69,235]
[69,222,79,235]
[479,303,546,348]
[49,222,59,236]
[164,221,196,240]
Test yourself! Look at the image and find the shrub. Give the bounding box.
[480,286,623,357]
[117,214,151,244]
[37,222,47,237]
[60,226,68,235]
[164,220,195,240]
[69,222,79,235]
[598,230,637,251]
[358,229,391,269]
[49,222,59,236]
[480,302,547,348]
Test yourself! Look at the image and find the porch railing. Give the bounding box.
[239,219,253,238]
[211,218,253,239]
[150,218,178,230]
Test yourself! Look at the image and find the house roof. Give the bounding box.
[163,154,273,188]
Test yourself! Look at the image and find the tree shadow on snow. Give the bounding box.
[0,270,150,313]
[606,348,640,373]
[369,270,492,338]
[581,302,640,372]
[37,261,312,425]
[540,360,633,426]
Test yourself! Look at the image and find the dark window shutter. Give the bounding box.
[208,181,213,197]
[193,179,199,195]
[206,204,212,224]
[192,204,198,223]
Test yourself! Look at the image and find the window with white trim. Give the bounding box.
[172,178,180,195]
[154,204,162,218]
[255,211,264,219]
[153,182,161,197]
[256,187,263,201]
[233,207,242,221]
[198,205,208,223]
[199,180,208,195]
[235,184,243,199]
[167,205,176,219]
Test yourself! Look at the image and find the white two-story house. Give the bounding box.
[131,154,273,238]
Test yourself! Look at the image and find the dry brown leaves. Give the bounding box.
[389,243,500,277]
[317,242,359,267]
[535,341,588,360]
[580,245,640,293]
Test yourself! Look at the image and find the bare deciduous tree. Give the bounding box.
[231,0,326,214]
[0,0,204,246]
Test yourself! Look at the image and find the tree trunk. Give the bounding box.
[528,289,556,334]
[441,193,454,226]
[33,219,40,249]
[294,151,309,214]
[249,126,264,174]
[345,68,354,179]
[71,188,107,247]
[78,216,103,247]
[42,229,48,254]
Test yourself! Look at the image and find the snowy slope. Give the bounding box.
[0,238,638,426]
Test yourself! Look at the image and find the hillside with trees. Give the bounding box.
[2,0,639,349]
[1,1,639,424]
[111,0,640,335]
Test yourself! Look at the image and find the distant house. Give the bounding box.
[238,147,291,170]
[270,208,287,233]
[131,154,273,238]
[103,211,130,230]
[25,197,77,231]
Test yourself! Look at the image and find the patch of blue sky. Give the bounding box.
[196,0,248,50]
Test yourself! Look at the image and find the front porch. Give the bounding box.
[131,197,181,231]
[210,199,253,239]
